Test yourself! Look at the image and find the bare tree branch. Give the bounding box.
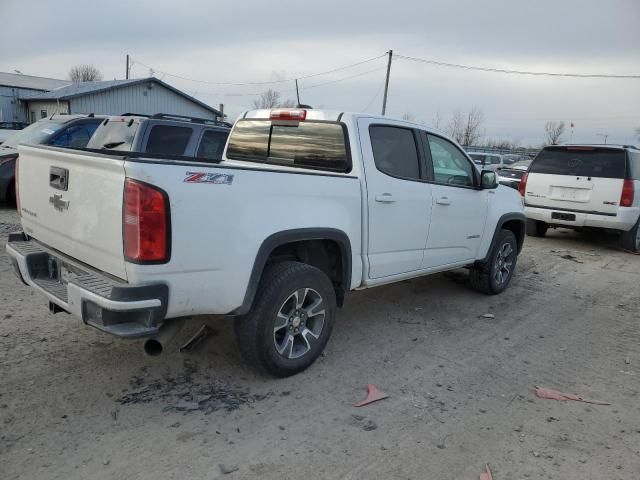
[68,64,103,82]
[462,107,484,146]
[252,89,296,109]
[447,109,465,144]
[545,120,566,145]
[402,112,416,122]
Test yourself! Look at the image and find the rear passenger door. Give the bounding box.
[359,119,433,279]
[423,134,488,268]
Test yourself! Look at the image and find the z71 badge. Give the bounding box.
[184,172,234,185]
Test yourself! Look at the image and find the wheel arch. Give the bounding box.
[231,228,352,315]
[478,213,526,264]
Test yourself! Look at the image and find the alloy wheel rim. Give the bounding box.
[273,288,325,359]
[494,242,514,285]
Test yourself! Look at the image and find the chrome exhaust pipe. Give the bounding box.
[143,319,185,356]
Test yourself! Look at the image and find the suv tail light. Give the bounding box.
[518,172,528,197]
[270,109,306,121]
[620,178,635,207]
[123,179,170,263]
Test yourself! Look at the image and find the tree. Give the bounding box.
[447,109,465,144]
[544,121,566,145]
[252,89,296,109]
[431,111,443,131]
[402,112,416,122]
[68,64,103,82]
[461,107,484,146]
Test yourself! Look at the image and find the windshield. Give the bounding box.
[2,120,65,148]
[530,147,626,179]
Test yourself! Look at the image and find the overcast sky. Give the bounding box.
[2,0,639,146]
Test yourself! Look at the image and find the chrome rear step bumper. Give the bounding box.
[6,233,169,338]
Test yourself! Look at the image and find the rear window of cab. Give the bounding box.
[226,120,351,173]
[530,147,626,179]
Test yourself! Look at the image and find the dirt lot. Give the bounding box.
[1,205,639,480]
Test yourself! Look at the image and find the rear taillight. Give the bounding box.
[620,178,635,207]
[518,172,528,197]
[123,179,170,263]
[15,157,20,214]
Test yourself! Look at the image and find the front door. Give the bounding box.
[423,134,488,268]
[358,119,433,279]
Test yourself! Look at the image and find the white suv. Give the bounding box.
[521,144,640,252]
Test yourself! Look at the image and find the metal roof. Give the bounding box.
[0,72,70,91]
[22,77,222,116]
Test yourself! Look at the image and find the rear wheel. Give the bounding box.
[526,219,548,237]
[470,229,518,295]
[620,218,640,253]
[234,261,336,377]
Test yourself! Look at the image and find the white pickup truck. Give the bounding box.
[7,108,525,376]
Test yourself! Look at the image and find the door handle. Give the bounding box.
[436,196,450,205]
[375,193,395,203]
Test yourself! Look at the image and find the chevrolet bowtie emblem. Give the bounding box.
[49,194,70,212]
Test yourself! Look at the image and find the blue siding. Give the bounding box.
[0,86,44,122]
[68,82,216,119]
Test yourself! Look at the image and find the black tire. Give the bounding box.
[234,261,336,377]
[619,217,640,253]
[470,229,518,295]
[526,219,548,237]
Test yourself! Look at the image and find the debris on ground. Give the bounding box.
[559,254,584,263]
[179,325,215,353]
[117,371,268,414]
[534,386,610,405]
[219,463,239,474]
[353,384,389,407]
[480,313,495,319]
[479,464,493,480]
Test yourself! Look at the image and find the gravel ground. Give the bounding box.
[1,205,639,480]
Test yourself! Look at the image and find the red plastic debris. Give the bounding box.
[353,384,389,407]
[479,464,493,480]
[534,386,610,405]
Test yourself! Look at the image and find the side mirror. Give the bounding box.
[481,170,498,189]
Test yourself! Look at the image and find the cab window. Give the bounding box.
[427,135,476,187]
[50,121,100,148]
[369,125,421,180]
[197,129,229,160]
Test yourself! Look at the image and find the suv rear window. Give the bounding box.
[87,119,139,151]
[530,147,626,179]
[226,120,350,172]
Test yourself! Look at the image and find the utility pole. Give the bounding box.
[126,54,130,80]
[295,79,301,105]
[381,49,393,115]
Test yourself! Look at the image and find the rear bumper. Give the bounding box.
[6,233,168,338]
[524,205,639,231]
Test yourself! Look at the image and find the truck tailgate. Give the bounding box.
[17,145,128,280]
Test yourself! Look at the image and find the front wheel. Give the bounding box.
[470,229,518,295]
[234,261,336,377]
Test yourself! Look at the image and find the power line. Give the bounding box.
[395,54,640,79]
[130,53,387,86]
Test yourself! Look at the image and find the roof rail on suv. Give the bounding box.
[150,113,232,128]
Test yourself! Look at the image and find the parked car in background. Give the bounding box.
[498,159,531,189]
[468,152,505,171]
[8,108,525,376]
[86,113,232,161]
[0,121,29,144]
[521,144,640,252]
[0,114,104,204]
